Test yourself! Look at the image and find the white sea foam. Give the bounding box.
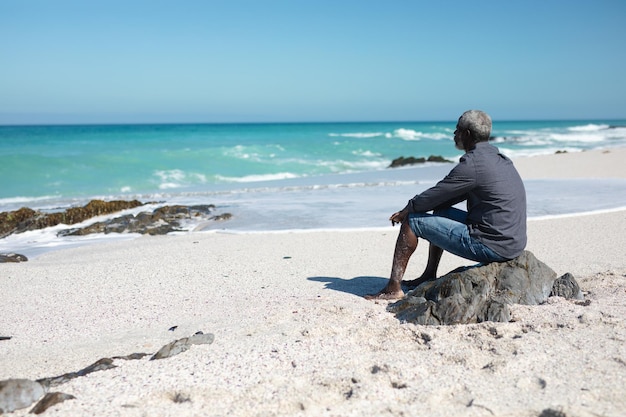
[392,129,449,141]
[155,169,186,182]
[568,123,610,132]
[328,132,384,138]
[393,128,422,140]
[549,133,605,142]
[351,150,381,157]
[216,172,300,183]
[0,195,60,206]
[154,169,209,189]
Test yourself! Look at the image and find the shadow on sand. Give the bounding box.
[307,276,389,297]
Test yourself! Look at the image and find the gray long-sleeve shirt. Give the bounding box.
[406,142,527,259]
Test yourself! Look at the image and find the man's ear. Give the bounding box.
[462,130,473,150]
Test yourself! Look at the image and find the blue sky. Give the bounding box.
[1,0,625,124]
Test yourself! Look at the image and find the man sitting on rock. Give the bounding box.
[366,110,527,300]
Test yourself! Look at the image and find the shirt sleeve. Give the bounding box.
[406,156,477,213]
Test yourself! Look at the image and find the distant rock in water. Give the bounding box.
[388,155,452,168]
[389,251,583,325]
[0,200,233,239]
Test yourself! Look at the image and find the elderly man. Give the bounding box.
[366,110,527,300]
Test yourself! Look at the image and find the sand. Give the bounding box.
[1,148,625,416]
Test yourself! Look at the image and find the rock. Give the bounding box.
[57,204,229,237]
[38,358,117,387]
[0,253,28,263]
[550,272,584,300]
[388,155,452,168]
[0,379,46,414]
[0,200,145,238]
[29,392,76,414]
[389,251,580,325]
[1,201,230,238]
[151,332,215,360]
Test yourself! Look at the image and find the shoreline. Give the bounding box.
[1,147,625,261]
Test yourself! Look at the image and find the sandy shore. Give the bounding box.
[1,149,625,416]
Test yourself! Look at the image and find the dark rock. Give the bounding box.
[389,251,580,325]
[0,200,145,238]
[388,155,452,168]
[550,272,583,300]
[29,392,76,414]
[210,213,232,221]
[38,358,117,388]
[111,353,151,361]
[538,409,568,417]
[57,204,229,237]
[0,253,28,263]
[1,200,229,239]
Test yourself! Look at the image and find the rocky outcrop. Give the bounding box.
[0,253,28,263]
[57,204,229,237]
[389,251,583,325]
[0,200,145,238]
[388,155,452,168]
[0,200,232,239]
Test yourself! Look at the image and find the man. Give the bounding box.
[366,110,527,300]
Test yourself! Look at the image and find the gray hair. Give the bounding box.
[457,110,492,143]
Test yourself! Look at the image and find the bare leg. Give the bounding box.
[365,221,417,300]
[403,243,443,289]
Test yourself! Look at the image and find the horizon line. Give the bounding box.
[2,117,626,128]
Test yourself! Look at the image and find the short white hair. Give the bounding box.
[458,110,492,142]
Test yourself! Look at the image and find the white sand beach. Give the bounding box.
[1,148,625,416]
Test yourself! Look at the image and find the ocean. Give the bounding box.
[1,120,626,257]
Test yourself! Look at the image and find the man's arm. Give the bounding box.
[406,160,476,213]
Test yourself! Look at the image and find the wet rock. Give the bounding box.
[0,253,28,263]
[0,200,145,238]
[390,251,581,325]
[388,155,452,168]
[29,392,76,414]
[151,332,215,360]
[57,204,229,237]
[0,379,46,414]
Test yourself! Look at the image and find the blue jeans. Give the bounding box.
[407,207,508,263]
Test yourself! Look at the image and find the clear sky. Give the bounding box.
[1,0,625,125]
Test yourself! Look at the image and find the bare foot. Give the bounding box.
[402,275,436,290]
[364,290,404,300]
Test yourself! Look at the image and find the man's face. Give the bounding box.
[453,124,467,150]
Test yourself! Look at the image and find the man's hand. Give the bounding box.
[389,209,409,226]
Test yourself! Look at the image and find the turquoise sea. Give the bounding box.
[1,120,626,256]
